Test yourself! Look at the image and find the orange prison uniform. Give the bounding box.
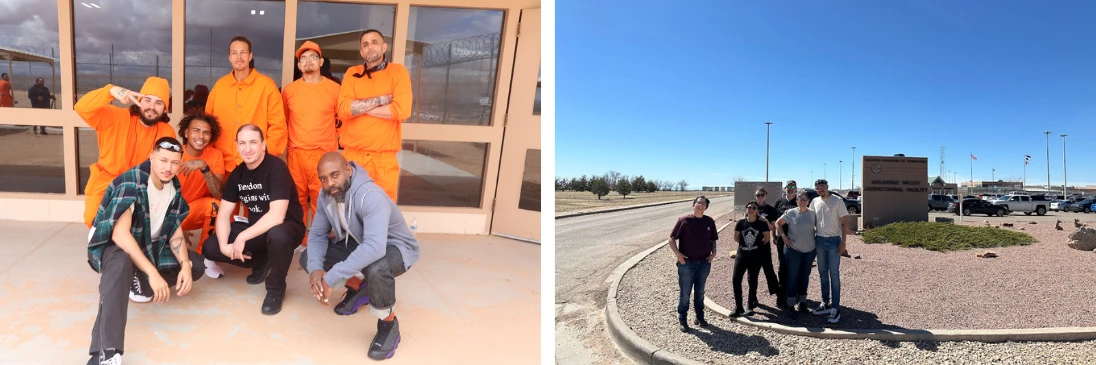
[0,80,12,107]
[77,84,176,227]
[205,68,287,174]
[282,77,340,223]
[177,147,225,253]
[336,63,413,202]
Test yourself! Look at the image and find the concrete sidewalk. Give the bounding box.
[0,221,540,364]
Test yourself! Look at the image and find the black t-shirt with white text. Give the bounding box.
[735,217,770,251]
[223,152,305,228]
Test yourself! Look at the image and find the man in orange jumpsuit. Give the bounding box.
[0,73,12,107]
[205,36,287,174]
[175,112,229,278]
[77,77,177,227]
[283,41,340,224]
[337,29,413,203]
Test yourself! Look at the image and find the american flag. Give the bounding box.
[1025,155,1031,165]
[971,154,978,161]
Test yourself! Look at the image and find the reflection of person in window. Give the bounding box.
[76,77,177,228]
[0,73,12,107]
[283,41,341,227]
[336,29,413,203]
[204,36,287,175]
[28,77,55,134]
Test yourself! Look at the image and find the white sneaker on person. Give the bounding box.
[204,258,225,279]
[827,309,842,324]
[810,303,831,316]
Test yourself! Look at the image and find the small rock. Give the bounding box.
[729,250,737,259]
[1029,221,1037,224]
[977,251,998,258]
[1056,220,1064,230]
[1019,227,1026,230]
[854,255,862,259]
[1076,219,1084,228]
[1003,223,1014,228]
[1067,227,1096,251]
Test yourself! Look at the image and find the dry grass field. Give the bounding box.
[555,190,732,214]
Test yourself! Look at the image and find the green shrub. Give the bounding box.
[861,222,1035,252]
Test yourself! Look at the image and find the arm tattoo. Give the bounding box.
[170,237,186,257]
[203,170,224,200]
[350,95,392,117]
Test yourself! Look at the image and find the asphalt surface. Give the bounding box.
[554,195,735,365]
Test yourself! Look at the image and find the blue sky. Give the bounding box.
[556,0,1096,189]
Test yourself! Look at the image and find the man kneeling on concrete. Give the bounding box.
[85,137,205,365]
[300,152,419,360]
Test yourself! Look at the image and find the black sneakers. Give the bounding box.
[261,292,284,315]
[334,284,371,316]
[368,317,401,360]
[87,349,121,365]
[246,257,272,285]
[693,317,709,328]
[129,273,152,303]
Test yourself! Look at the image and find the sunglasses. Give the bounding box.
[786,185,797,189]
[755,193,767,197]
[158,141,181,152]
[746,206,758,210]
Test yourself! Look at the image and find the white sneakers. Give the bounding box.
[128,275,151,303]
[204,258,224,279]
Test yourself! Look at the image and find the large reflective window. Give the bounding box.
[405,7,504,126]
[74,0,171,108]
[0,125,64,193]
[184,0,285,111]
[0,1,61,110]
[294,1,395,83]
[519,149,540,211]
[533,67,541,115]
[397,141,488,207]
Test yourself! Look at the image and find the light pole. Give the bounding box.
[765,121,772,182]
[811,170,814,183]
[839,160,843,190]
[851,146,856,189]
[1044,131,1051,193]
[1061,134,1068,197]
[824,163,827,180]
[992,168,995,181]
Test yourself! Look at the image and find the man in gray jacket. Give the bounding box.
[299,152,419,361]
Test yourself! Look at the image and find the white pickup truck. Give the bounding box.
[990,194,1050,216]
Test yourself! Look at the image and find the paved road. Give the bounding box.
[554,195,736,365]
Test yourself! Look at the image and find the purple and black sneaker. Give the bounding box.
[368,317,401,360]
[334,284,370,315]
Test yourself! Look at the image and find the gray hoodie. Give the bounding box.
[306,161,420,287]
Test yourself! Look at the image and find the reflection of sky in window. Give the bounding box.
[0,0,62,77]
[184,0,285,90]
[295,3,394,39]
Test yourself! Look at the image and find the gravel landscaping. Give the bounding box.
[615,212,1096,363]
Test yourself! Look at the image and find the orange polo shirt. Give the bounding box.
[0,80,12,107]
[178,147,225,202]
[75,84,177,177]
[336,63,412,152]
[205,68,287,172]
[283,77,340,151]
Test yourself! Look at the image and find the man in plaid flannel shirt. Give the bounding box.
[85,137,207,365]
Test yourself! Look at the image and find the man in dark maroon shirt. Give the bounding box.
[669,196,719,332]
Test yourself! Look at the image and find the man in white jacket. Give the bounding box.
[300,152,420,361]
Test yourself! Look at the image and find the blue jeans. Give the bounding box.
[783,246,817,307]
[815,236,842,309]
[676,260,711,321]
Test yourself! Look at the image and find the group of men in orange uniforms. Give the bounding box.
[82,30,412,233]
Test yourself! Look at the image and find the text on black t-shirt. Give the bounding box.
[222,152,305,227]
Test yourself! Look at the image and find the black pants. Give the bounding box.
[732,248,778,310]
[773,235,788,300]
[201,221,305,295]
[89,244,205,355]
[298,236,407,309]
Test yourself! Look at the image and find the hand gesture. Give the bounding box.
[148,272,171,303]
[175,266,193,296]
[675,252,686,265]
[179,159,207,175]
[309,270,333,305]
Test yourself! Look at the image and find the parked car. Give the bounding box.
[990,194,1050,216]
[929,194,955,211]
[845,191,861,199]
[1070,198,1095,213]
[804,189,862,214]
[1051,200,1065,212]
[1060,200,1075,212]
[949,199,1007,217]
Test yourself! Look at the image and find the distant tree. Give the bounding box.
[568,177,580,191]
[616,177,633,199]
[578,175,589,192]
[605,171,623,190]
[678,180,689,191]
[646,181,658,193]
[660,180,674,191]
[590,177,610,200]
[632,175,647,193]
[555,177,567,191]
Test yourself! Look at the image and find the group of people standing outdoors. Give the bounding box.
[80,30,419,364]
[670,179,850,332]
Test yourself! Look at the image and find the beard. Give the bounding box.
[332,180,352,203]
[139,109,162,127]
[366,52,382,64]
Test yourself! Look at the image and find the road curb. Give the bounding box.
[604,222,733,365]
[606,223,1096,365]
[557,195,731,219]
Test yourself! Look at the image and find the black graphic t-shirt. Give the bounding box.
[223,152,305,228]
[735,217,770,251]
